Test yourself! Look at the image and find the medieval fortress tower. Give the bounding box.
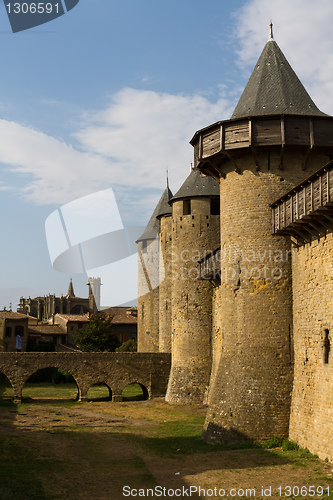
[137,26,333,461]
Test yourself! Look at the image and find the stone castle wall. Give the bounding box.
[158,215,173,352]
[203,151,329,442]
[165,197,220,404]
[289,233,333,461]
[137,239,160,352]
[207,285,223,405]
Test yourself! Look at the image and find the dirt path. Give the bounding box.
[1,399,332,500]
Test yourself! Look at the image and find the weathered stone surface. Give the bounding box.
[289,233,333,461]
[0,352,171,403]
[137,239,160,353]
[203,151,329,443]
[165,197,220,404]
[158,215,173,353]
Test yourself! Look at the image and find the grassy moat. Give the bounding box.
[0,383,333,500]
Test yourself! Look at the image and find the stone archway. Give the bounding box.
[86,382,112,402]
[121,381,149,401]
[22,367,79,402]
[0,352,171,403]
[0,370,14,400]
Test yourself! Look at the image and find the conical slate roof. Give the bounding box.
[232,30,327,120]
[137,185,173,242]
[170,168,219,203]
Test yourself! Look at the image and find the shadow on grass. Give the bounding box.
[1,383,54,499]
[0,399,323,500]
[130,431,290,464]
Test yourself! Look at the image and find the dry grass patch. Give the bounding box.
[0,393,333,500]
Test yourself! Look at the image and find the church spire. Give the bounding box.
[269,21,274,41]
[67,278,75,298]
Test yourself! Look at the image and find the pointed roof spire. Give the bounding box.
[231,28,327,119]
[170,168,219,204]
[269,21,274,41]
[67,278,75,298]
[136,184,173,241]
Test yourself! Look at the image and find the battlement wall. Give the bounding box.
[290,233,333,461]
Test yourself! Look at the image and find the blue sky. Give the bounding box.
[1,0,333,309]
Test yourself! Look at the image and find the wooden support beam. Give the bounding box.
[250,146,261,171]
[199,134,203,161]
[296,220,322,238]
[286,226,312,243]
[313,208,333,224]
[224,150,240,172]
[219,123,224,152]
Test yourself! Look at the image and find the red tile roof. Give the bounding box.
[0,311,29,320]
[102,307,138,325]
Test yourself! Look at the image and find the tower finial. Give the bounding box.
[269,21,274,41]
[166,168,169,189]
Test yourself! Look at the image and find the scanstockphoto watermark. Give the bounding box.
[165,245,295,266]
[165,262,284,282]
[163,245,294,282]
[123,485,257,497]
[3,0,80,33]
[123,485,331,497]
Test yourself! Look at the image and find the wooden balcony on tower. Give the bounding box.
[190,115,333,177]
[271,160,333,244]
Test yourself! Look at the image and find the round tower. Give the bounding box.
[136,186,172,352]
[165,168,220,404]
[191,28,333,441]
[157,180,173,353]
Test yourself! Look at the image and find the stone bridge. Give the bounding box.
[0,352,171,403]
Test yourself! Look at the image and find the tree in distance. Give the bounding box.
[75,313,121,352]
[115,339,137,352]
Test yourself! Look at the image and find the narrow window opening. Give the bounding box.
[236,261,241,288]
[324,329,330,364]
[183,199,191,215]
[210,198,220,215]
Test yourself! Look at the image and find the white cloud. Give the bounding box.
[75,87,232,191]
[0,119,111,205]
[0,87,232,222]
[234,0,333,114]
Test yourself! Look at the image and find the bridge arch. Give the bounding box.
[86,382,112,401]
[0,370,14,399]
[21,365,80,400]
[0,352,171,403]
[121,381,149,401]
[0,365,16,398]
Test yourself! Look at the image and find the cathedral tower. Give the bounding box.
[165,168,220,404]
[191,26,333,441]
